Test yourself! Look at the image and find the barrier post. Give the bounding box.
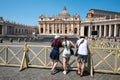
[114,49,118,73]
[89,39,94,77]
[5,46,8,64]
[19,43,29,71]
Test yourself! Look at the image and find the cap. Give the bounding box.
[54,35,60,39]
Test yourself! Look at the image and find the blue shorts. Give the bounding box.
[50,48,59,61]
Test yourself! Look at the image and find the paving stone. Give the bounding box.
[0,67,120,80]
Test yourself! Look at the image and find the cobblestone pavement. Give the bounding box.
[0,66,120,80]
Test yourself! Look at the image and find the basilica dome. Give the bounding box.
[58,6,70,17]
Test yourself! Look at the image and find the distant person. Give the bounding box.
[49,35,62,75]
[9,38,13,43]
[24,38,27,42]
[76,35,89,77]
[0,38,3,43]
[18,38,21,42]
[62,36,75,74]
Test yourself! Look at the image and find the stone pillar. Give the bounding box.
[71,24,74,35]
[47,24,49,34]
[4,25,8,35]
[52,24,54,34]
[67,24,69,34]
[80,25,84,36]
[114,24,117,37]
[69,24,72,34]
[1,25,4,35]
[88,25,91,37]
[62,24,64,34]
[99,25,102,38]
[77,24,80,35]
[56,24,57,34]
[43,24,45,34]
[59,24,61,34]
[95,25,97,30]
[109,24,112,37]
[104,25,107,37]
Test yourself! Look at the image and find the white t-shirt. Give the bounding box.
[76,38,88,55]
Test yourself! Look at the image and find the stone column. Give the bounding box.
[109,24,112,37]
[99,25,102,37]
[62,24,64,34]
[69,24,71,34]
[88,25,91,37]
[43,24,45,34]
[55,24,57,34]
[2,24,7,35]
[52,24,54,34]
[59,24,61,34]
[95,25,97,30]
[4,25,7,35]
[1,25,4,35]
[67,24,69,34]
[114,24,117,37]
[80,25,84,36]
[38,22,40,34]
[104,25,107,37]
[77,24,80,35]
[71,23,74,35]
[47,24,49,34]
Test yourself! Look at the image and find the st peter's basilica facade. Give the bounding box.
[38,7,120,38]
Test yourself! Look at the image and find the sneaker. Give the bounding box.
[51,69,57,75]
[63,71,67,75]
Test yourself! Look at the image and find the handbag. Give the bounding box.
[70,48,74,55]
[74,39,84,56]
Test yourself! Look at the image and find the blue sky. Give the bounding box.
[0,0,120,26]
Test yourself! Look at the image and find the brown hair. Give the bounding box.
[64,36,68,41]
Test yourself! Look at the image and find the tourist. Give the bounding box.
[0,38,3,43]
[9,38,13,43]
[49,35,62,75]
[76,35,89,77]
[18,38,21,42]
[62,36,75,74]
[24,38,27,42]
